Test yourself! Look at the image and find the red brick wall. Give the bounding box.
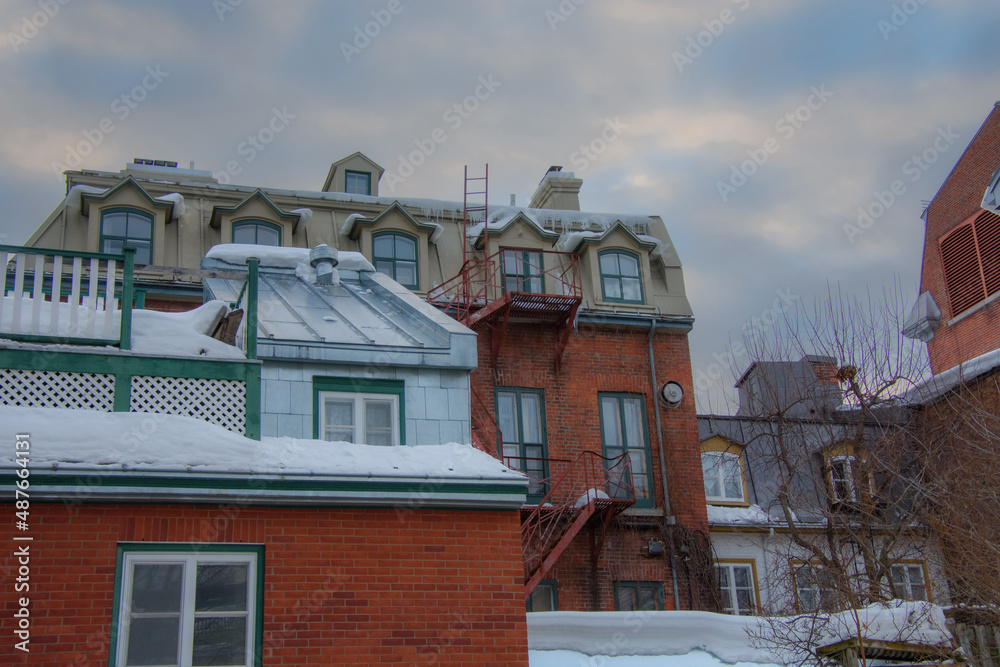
[921,104,1000,373]
[1,504,528,666]
[472,321,709,611]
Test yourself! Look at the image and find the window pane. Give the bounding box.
[529,585,556,612]
[639,586,658,611]
[364,399,394,446]
[373,235,394,257]
[192,616,247,666]
[103,212,128,237]
[723,456,743,499]
[256,226,279,246]
[126,617,181,666]
[130,240,151,265]
[395,235,416,260]
[324,399,354,442]
[601,398,621,448]
[736,589,753,614]
[196,564,248,612]
[520,393,542,443]
[716,565,730,588]
[618,254,639,277]
[603,277,622,300]
[127,213,152,238]
[617,586,637,611]
[374,259,394,276]
[233,226,256,244]
[622,278,642,302]
[131,563,183,613]
[395,261,417,286]
[703,454,722,497]
[733,566,751,589]
[103,239,124,255]
[622,398,643,449]
[496,392,517,443]
[599,253,619,275]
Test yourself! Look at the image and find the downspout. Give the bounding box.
[649,319,682,609]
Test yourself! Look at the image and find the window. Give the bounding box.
[600,393,654,507]
[112,544,262,667]
[614,581,665,611]
[101,208,153,265]
[702,451,746,503]
[372,232,418,289]
[794,565,838,613]
[940,210,1000,315]
[345,170,372,195]
[313,377,405,446]
[716,562,757,615]
[598,250,643,304]
[891,563,929,602]
[501,249,544,294]
[828,456,856,502]
[232,220,281,246]
[527,580,558,612]
[496,388,548,501]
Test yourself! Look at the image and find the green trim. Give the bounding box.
[344,169,372,195]
[500,248,545,295]
[312,376,406,444]
[613,580,665,611]
[109,543,264,667]
[99,207,153,265]
[527,579,559,612]
[119,247,134,350]
[232,220,282,246]
[494,386,549,502]
[80,176,174,215]
[372,230,419,289]
[599,392,655,509]
[210,189,299,228]
[598,249,645,305]
[246,259,259,362]
[0,348,258,381]
[245,363,261,440]
[0,333,118,346]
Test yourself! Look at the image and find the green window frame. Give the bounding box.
[599,393,655,508]
[501,248,545,294]
[109,543,264,667]
[598,249,644,304]
[313,377,406,446]
[495,387,549,502]
[345,170,372,195]
[613,581,665,611]
[232,220,282,246]
[372,231,419,289]
[100,207,153,265]
[527,580,559,612]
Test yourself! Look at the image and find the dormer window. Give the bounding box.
[502,249,544,294]
[232,220,282,246]
[101,208,153,264]
[345,170,372,196]
[372,231,418,289]
[599,250,643,304]
[703,451,746,503]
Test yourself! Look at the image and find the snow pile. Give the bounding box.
[902,347,1000,405]
[555,230,603,252]
[65,184,108,209]
[0,405,519,480]
[339,212,367,236]
[290,207,312,229]
[636,233,672,261]
[707,504,772,526]
[155,192,185,219]
[573,488,610,507]
[130,300,244,359]
[802,600,950,648]
[204,244,375,272]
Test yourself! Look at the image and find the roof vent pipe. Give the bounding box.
[309,244,339,284]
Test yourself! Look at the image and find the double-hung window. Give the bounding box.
[372,232,418,289]
[702,450,746,503]
[614,581,665,611]
[794,565,838,613]
[232,220,281,246]
[600,393,654,507]
[891,563,929,601]
[501,249,544,294]
[496,387,548,501]
[112,544,262,667]
[598,250,643,304]
[101,208,153,265]
[344,170,372,195]
[314,378,404,446]
[716,562,757,615]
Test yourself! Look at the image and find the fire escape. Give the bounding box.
[428,166,634,598]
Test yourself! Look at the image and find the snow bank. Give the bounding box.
[573,488,610,507]
[806,600,950,647]
[707,504,772,526]
[204,244,375,272]
[0,405,518,480]
[529,649,781,667]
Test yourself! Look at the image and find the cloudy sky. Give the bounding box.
[1,0,998,412]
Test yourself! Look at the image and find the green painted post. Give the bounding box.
[246,258,259,362]
[119,248,135,350]
[245,364,261,440]
[113,374,131,412]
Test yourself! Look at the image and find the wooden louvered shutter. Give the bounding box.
[974,211,1000,297]
[940,222,984,316]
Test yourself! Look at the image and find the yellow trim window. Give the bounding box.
[716,562,758,615]
[702,450,745,502]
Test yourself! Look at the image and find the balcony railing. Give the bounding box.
[1,245,134,347]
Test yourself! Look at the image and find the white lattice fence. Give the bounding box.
[0,368,115,411]
[130,376,246,434]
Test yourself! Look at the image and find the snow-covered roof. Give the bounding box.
[0,406,526,508]
[706,503,773,526]
[203,243,374,272]
[902,347,1000,405]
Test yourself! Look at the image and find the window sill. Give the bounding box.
[707,500,750,507]
[593,300,656,312]
[947,289,1000,325]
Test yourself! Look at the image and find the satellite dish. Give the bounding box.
[660,381,684,408]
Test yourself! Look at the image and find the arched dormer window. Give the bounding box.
[232,220,282,246]
[100,208,153,265]
[598,249,644,304]
[372,231,418,289]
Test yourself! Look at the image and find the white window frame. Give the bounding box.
[702,450,746,503]
[794,564,838,613]
[716,562,757,616]
[318,390,400,446]
[829,455,857,502]
[891,563,929,601]
[114,550,258,667]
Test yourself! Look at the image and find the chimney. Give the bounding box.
[528,166,582,211]
[309,244,340,284]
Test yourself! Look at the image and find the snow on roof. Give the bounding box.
[706,503,772,526]
[0,405,518,480]
[155,192,185,220]
[203,243,375,272]
[528,602,952,666]
[902,347,1000,405]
